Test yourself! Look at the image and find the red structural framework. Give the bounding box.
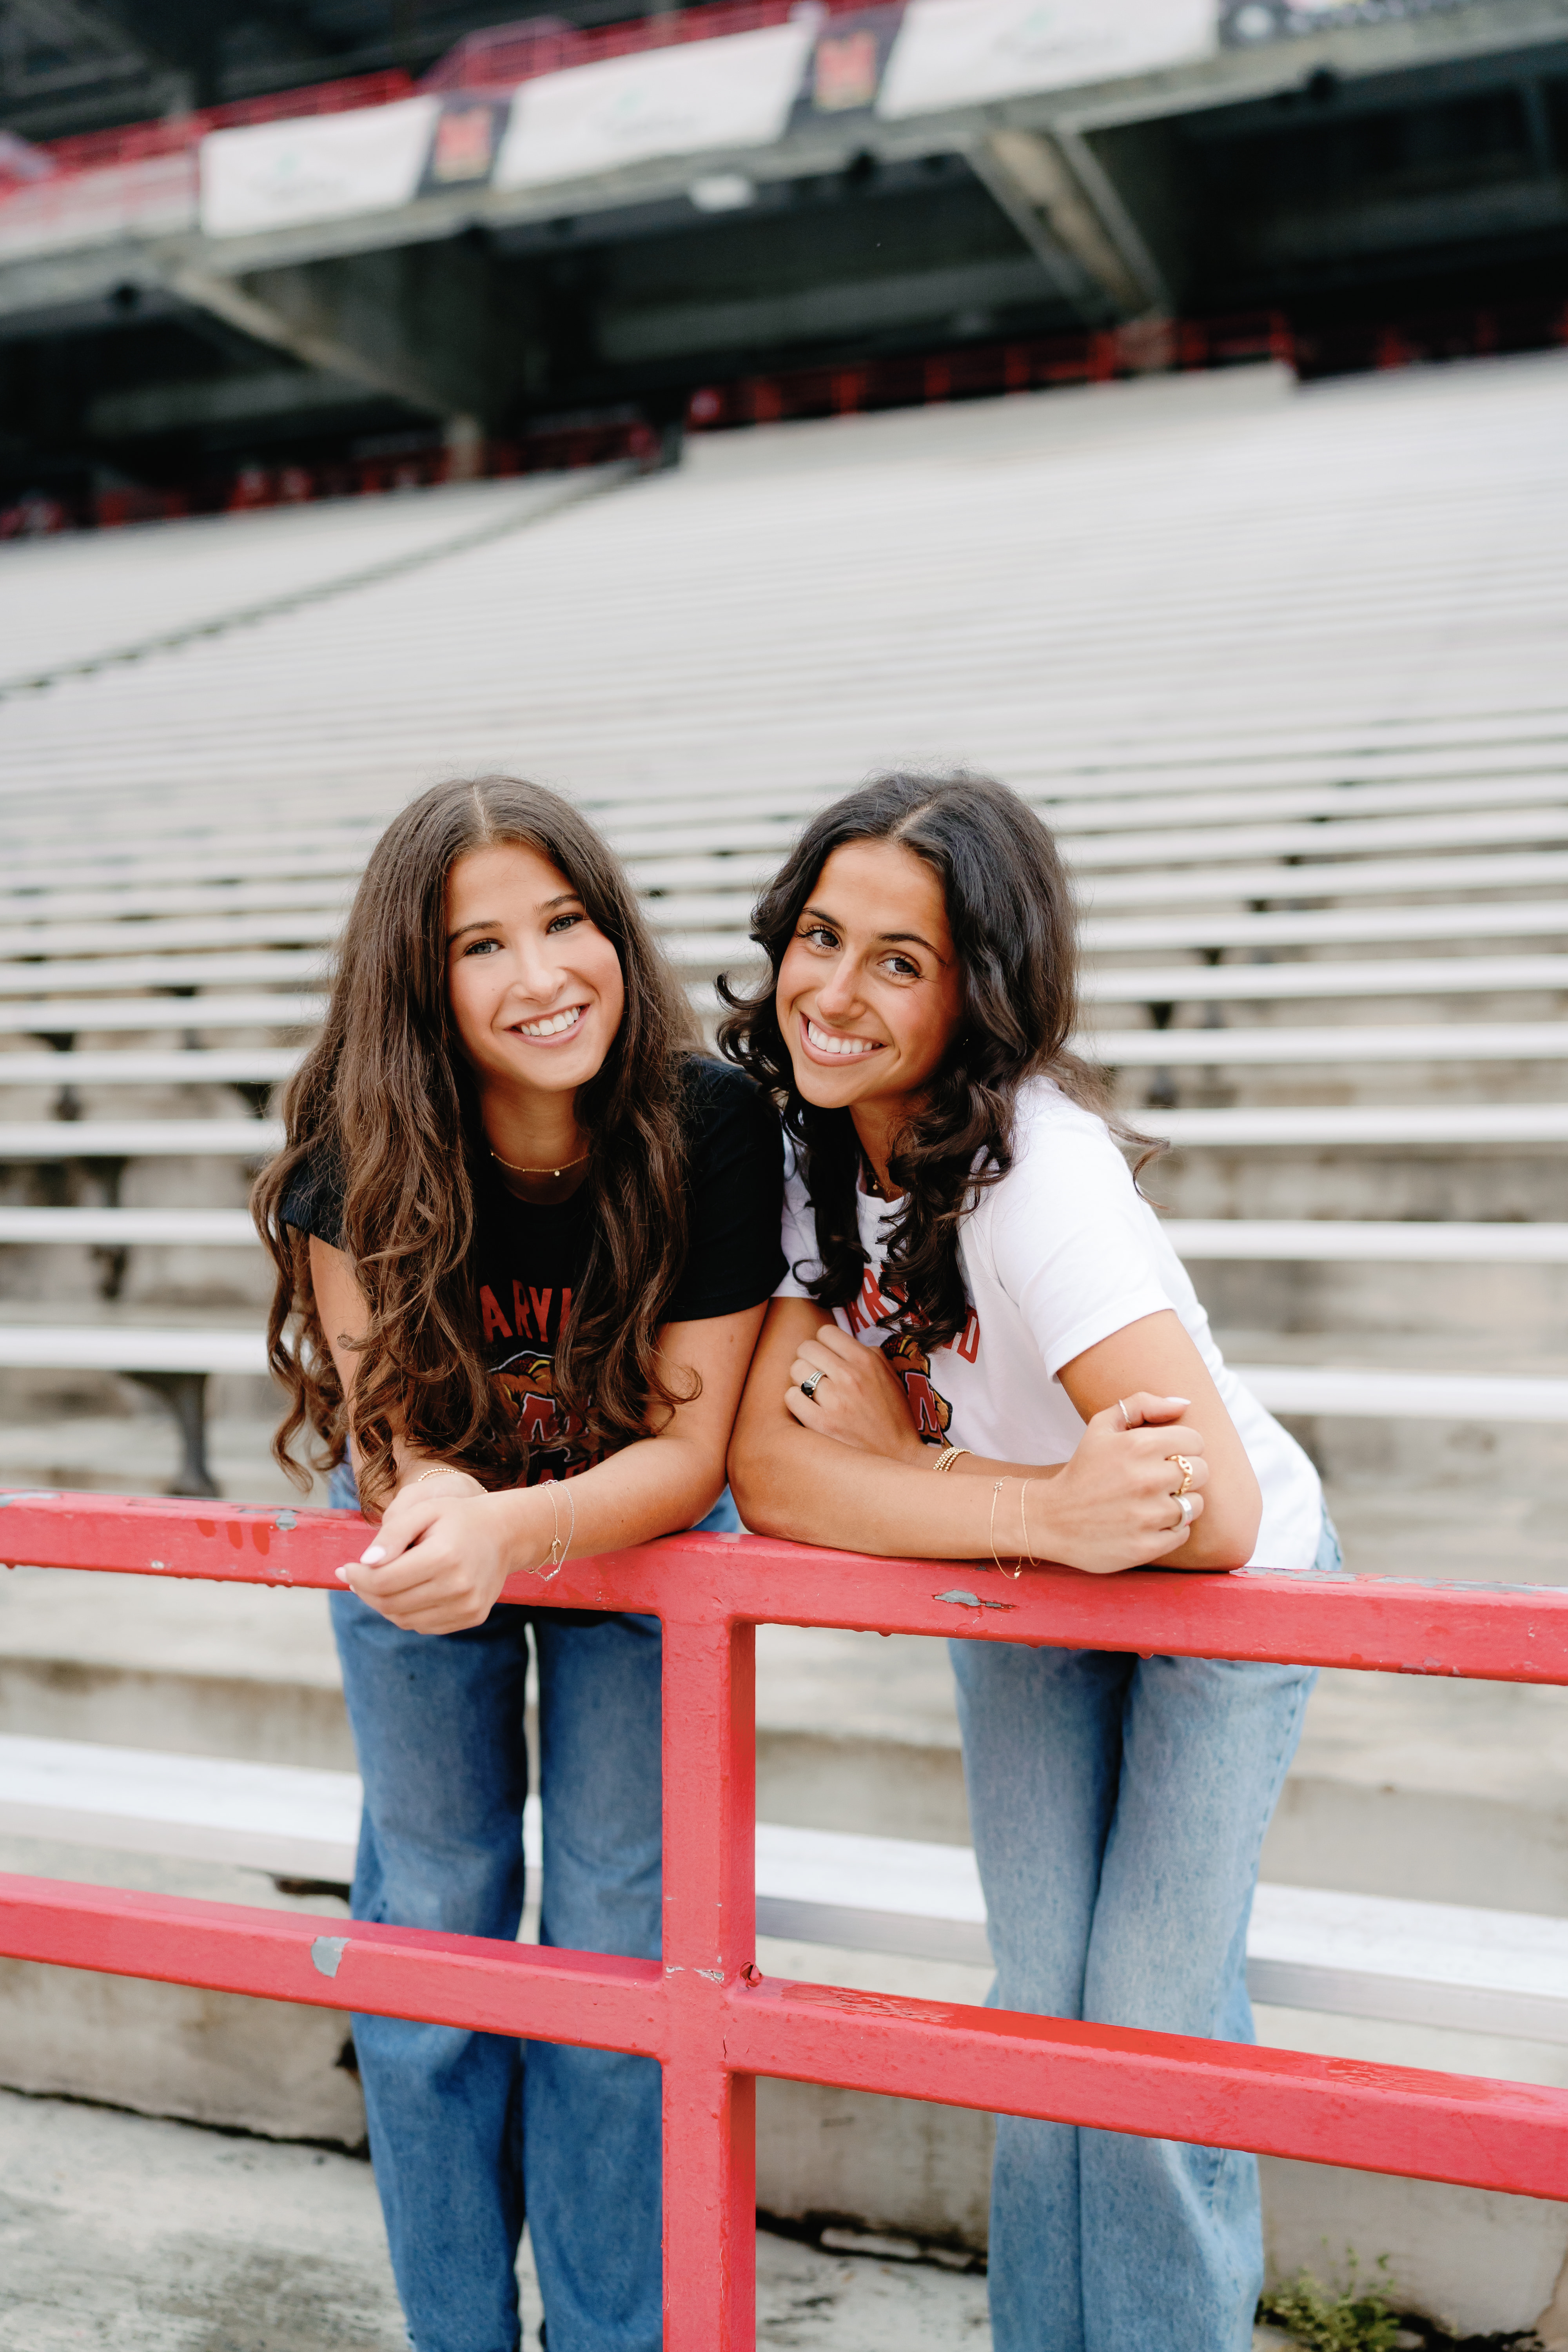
[0,1488,1564,2347]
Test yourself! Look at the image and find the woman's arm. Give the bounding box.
[729,1298,1226,1573]
[774,1308,1261,1570]
[311,1235,765,1634]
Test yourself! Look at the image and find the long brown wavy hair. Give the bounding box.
[719,770,1155,1352]
[254,775,696,1507]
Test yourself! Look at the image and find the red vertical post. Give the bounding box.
[660,1589,757,2352]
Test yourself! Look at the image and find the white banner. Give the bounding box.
[200,96,441,239]
[877,0,1217,118]
[495,22,815,190]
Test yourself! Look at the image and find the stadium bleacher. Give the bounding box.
[2,347,1566,2314]
[3,351,1565,1508]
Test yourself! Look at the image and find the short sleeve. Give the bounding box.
[662,1061,787,1322]
[984,1111,1172,1377]
[772,1146,821,1299]
[279,1151,345,1249]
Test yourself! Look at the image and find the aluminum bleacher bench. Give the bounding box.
[1080,954,1568,1010]
[0,1326,265,1495]
[1087,1023,1568,1067]
[0,994,326,1038]
[0,1120,285,1158]
[0,1049,298,1087]
[1147,1105,1568,1147]
[0,1733,1560,2051]
[1163,1219,1568,1262]
[0,951,327,998]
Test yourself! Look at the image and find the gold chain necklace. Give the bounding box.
[490,1148,590,1179]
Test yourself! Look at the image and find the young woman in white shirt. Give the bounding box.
[724,770,1335,2352]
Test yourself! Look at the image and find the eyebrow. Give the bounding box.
[447,892,582,944]
[801,902,942,958]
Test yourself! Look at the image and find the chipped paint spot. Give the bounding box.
[148,1560,165,1572]
[310,1936,349,1979]
[275,1510,297,1531]
[934,1589,1015,1613]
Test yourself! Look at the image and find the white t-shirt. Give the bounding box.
[775,1077,1323,1572]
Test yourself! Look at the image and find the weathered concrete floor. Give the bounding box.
[0,2090,1312,2349]
[0,2089,993,2350]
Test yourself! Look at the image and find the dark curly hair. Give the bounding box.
[253,775,696,1509]
[718,770,1154,1353]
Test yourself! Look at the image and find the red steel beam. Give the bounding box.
[2,1873,1563,2205]
[726,1978,1568,2203]
[4,1491,1568,1682]
[0,1874,665,2052]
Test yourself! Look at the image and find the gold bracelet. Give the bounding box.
[530,1479,575,1582]
[1019,1478,1036,1572]
[931,1445,974,1474]
[988,1475,1025,1581]
[411,1465,465,1487]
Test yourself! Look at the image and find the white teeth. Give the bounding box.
[806,1017,880,1059]
[517,1005,584,1040]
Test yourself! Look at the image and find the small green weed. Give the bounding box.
[1258,2254,1404,2352]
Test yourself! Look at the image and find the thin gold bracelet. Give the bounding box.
[410,1465,466,1487]
[931,1445,974,1474]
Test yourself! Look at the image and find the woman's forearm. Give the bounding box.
[488,1432,723,1572]
[731,1413,1249,1574]
[734,1423,1062,1562]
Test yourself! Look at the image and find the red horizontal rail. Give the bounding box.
[4,1488,1566,1682]
[19,0,873,183]
[0,1872,1563,2204]
[2,1488,1565,2348]
[32,70,415,180]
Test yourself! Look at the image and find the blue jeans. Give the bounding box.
[328,1465,741,2352]
[950,1514,1341,2352]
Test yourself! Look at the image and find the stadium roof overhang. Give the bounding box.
[4,0,1568,472]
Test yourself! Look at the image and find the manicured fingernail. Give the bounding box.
[1165,1397,1190,1407]
[335,1564,349,1582]
[359,1545,385,1565]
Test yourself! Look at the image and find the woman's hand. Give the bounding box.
[785,1323,929,1464]
[1044,1392,1210,1574]
[337,1472,550,1634]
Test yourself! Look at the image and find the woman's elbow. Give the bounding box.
[726,1436,791,1540]
[1198,1468,1263,1567]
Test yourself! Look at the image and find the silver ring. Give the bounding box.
[1173,1492,1196,1528]
[800,1371,827,1403]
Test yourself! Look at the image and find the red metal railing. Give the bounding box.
[15,0,873,185]
[25,70,416,182]
[0,1488,1565,2347]
[427,0,876,92]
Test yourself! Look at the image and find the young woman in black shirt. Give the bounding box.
[254,775,782,2352]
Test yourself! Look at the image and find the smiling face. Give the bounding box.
[776,838,965,1163]
[445,840,626,1111]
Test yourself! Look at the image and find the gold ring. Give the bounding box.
[1168,1454,1195,1496]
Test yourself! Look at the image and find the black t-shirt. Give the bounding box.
[283,1055,784,1482]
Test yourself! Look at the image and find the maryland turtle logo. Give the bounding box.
[879,1332,954,1448]
[494,1348,595,1481]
